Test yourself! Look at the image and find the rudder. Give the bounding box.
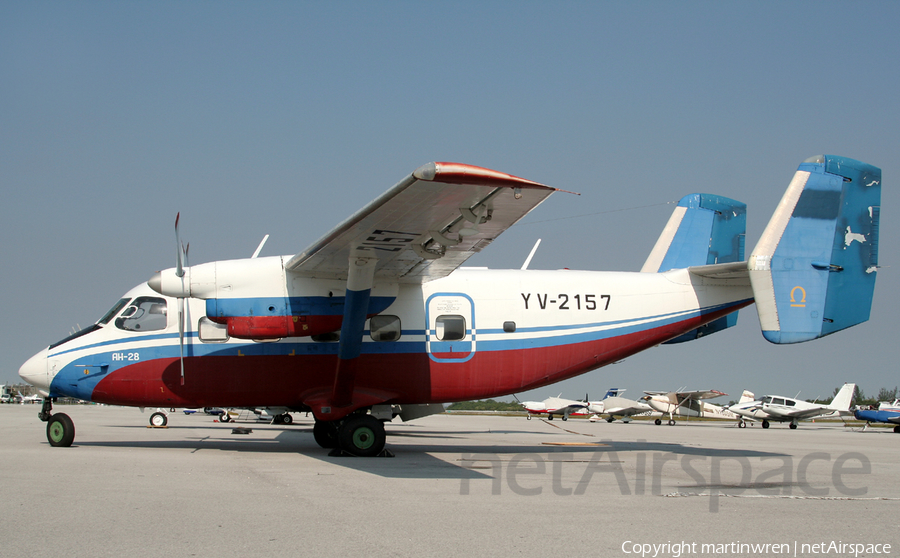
[750,156,881,344]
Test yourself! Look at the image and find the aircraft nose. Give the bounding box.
[19,348,50,390]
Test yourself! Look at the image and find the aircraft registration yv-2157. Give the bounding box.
[19,156,881,456]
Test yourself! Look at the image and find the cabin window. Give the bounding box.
[503,321,516,333]
[370,315,401,342]
[198,317,229,342]
[115,297,168,332]
[435,315,466,341]
[772,397,785,405]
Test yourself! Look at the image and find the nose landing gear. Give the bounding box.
[39,398,75,447]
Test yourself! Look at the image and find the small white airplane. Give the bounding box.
[642,389,736,425]
[727,382,856,429]
[17,391,43,404]
[588,388,653,423]
[520,393,599,420]
[18,155,882,456]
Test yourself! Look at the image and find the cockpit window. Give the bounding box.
[98,298,131,325]
[115,297,168,332]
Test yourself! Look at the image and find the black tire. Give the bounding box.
[562,415,567,421]
[47,413,75,447]
[526,415,532,420]
[789,423,797,430]
[281,414,293,425]
[220,413,230,423]
[668,419,676,426]
[893,425,899,433]
[338,415,386,457]
[607,417,614,423]
[654,418,662,425]
[762,420,770,429]
[313,420,340,449]
[150,412,167,427]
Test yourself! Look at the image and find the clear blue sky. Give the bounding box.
[2,1,898,402]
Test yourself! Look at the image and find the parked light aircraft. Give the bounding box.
[520,393,598,420]
[641,389,736,425]
[854,400,900,433]
[19,155,882,456]
[727,382,856,429]
[17,391,43,404]
[589,389,653,423]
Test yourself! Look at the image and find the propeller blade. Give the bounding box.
[175,213,184,278]
[178,297,185,385]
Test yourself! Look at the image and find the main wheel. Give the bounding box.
[338,415,386,457]
[894,425,899,433]
[789,423,797,430]
[313,420,340,449]
[220,413,230,423]
[562,415,567,421]
[47,413,75,447]
[150,412,167,427]
[281,413,293,425]
[762,420,770,429]
[654,418,662,425]
[607,417,614,423]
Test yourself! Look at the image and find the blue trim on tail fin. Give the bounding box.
[657,194,746,272]
[758,155,880,344]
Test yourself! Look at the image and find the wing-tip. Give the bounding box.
[413,161,558,191]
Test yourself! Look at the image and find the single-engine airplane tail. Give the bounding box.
[19,155,881,455]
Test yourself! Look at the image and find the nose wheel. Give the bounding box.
[47,413,75,447]
[39,398,76,447]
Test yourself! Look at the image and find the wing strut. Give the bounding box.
[331,256,378,408]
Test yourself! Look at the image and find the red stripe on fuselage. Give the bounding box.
[92,302,750,409]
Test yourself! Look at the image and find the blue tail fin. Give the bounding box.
[749,155,881,344]
[642,194,746,272]
[643,194,747,343]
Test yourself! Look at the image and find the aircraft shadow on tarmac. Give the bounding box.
[72,423,792,481]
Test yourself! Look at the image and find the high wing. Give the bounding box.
[675,389,727,401]
[760,405,831,420]
[285,162,562,283]
[644,389,727,401]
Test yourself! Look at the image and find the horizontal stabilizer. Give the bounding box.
[749,156,881,344]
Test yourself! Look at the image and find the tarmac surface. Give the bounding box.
[1,405,897,557]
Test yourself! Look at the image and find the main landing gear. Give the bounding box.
[313,413,388,457]
[40,398,75,447]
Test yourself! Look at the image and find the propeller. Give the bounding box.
[174,214,188,385]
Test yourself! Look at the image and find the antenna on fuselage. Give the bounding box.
[251,235,270,259]
[521,239,542,270]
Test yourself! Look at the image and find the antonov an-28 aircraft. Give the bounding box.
[19,155,881,456]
